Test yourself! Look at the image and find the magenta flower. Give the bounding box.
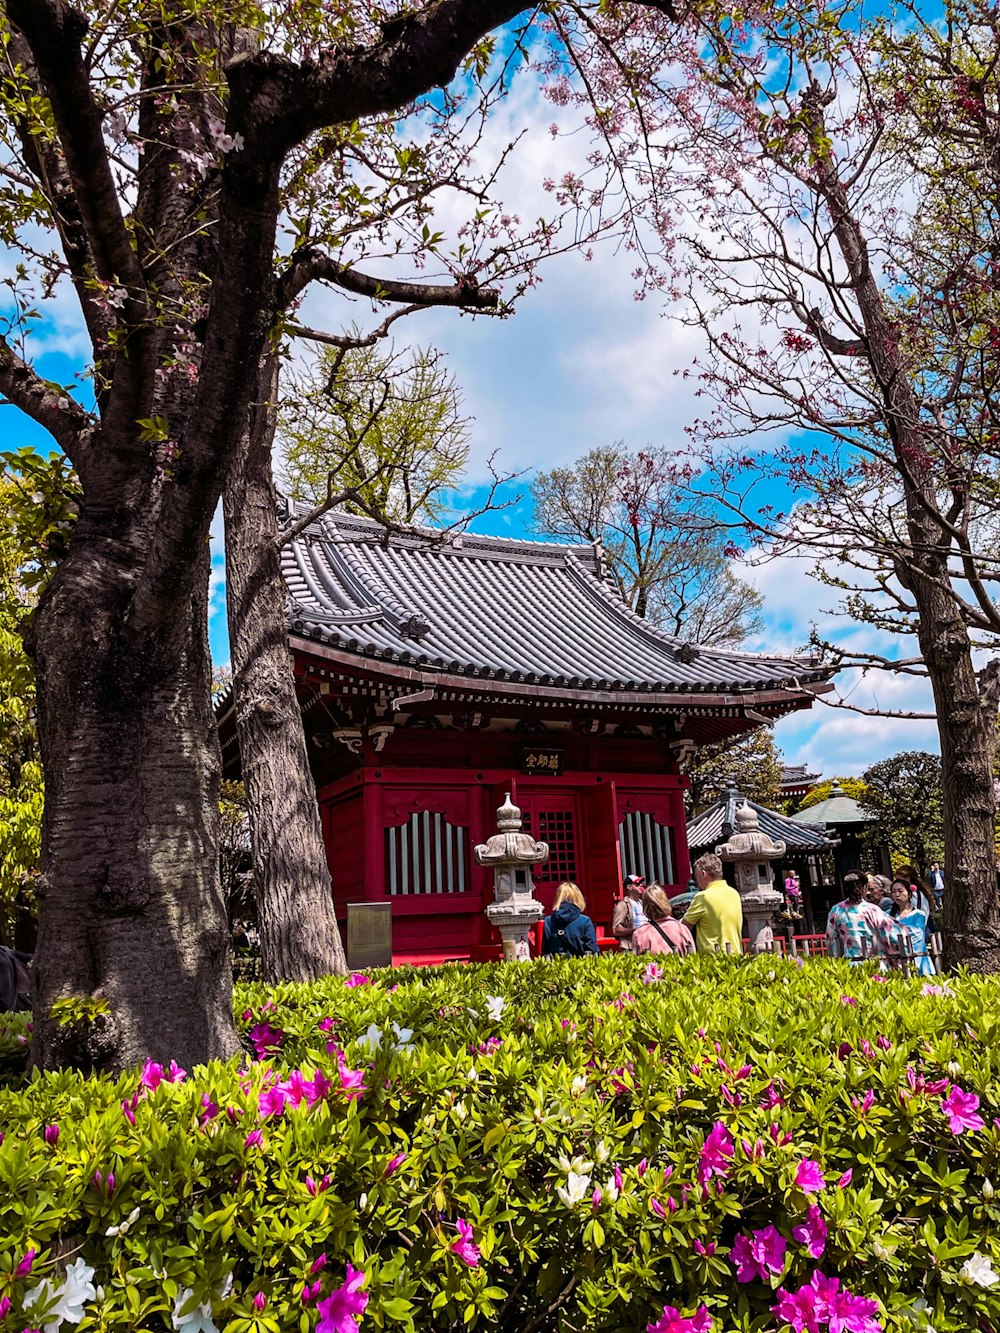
[942,1086,985,1134]
[249,1022,284,1057]
[0,1296,8,1320]
[775,1272,880,1333]
[259,1086,287,1118]
[692,1239,716,1256]
[384,1153,407,1177]
[642,962,664,984]
[730,1226,787,1282]
[15,1249,36,1278]
[651,1198,666,1218]
[344,973,370,988]
[450,1218,480,1268]
[638,1158,648,1177]
[592,1187,602,1210]
[306,1173,332,1196]
[337,1058,367,1101]
[307,1070,332,1105]
[301,1282,322,1305]
[795,1159,826,1194]
[252,1293,267,1312]
[140,1060,164,1090]
[837,1169,853,1189]
[199,1094,219,1124]
[698,1121,734,1184]
[772,1283,820,1333]
[614,1164,624,1193]
[791,1204,828,1259]
[310,1254,328,1276]
[121,1100,136,1126]
[318,1017,337,1032]
[166,1059,186,1083]
[244,1129,264,1149]
[43,1123,59,1146]
[851,1090,875,1117]
[647,1304,712,1333]
[840,995,858,1008]
[316,1265,369,1332]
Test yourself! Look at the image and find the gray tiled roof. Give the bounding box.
[282,510,832,698]
[687,787,839,853]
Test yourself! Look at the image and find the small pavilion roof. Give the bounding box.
[789,782,875,827]
[281,510,833,711]
[687,785,839,855]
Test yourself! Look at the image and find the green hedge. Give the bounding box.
[1,956,999,1333]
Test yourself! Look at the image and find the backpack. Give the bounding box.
[0,946,31,1012]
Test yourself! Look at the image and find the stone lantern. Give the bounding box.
[474,793,548,961]
[716,802,786,950]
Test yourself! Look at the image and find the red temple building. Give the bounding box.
[219,511,833,963]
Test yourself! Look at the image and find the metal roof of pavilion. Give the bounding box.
[281,510,833,704]
[788,782,875,827]
[687,785,839,854]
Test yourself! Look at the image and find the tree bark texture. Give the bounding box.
[806,97,1000,971]
[30,534,239,1072]
[223,356,347,982]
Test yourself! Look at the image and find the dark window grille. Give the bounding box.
[523,809,578,883]
[384,813,468,895]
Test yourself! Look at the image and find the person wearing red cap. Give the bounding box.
[612,873,648,951]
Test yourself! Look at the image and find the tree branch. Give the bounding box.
[0,336,95,466]
[277,248,500,313]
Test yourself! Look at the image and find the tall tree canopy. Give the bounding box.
[685,728,783,816]
[532,444,763,646]
[861,752,945,873]
[0,0,697,1069]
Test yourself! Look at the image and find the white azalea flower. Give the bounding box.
[570,1075,588,1097]
[106,1205,141,1237]
[392,1022,414,1051]
[466,1067,478,1082]
[960,1253,999,1288]
[594,1140,610,1164]
[947,1061,962,1078]
[485,995,505,1021]
[171,1289,219,1333]
[985,1179,995,1200]
[556,1171,592,1208]
[604,1178,620,1203]
[455,1100,468,1121]
[359,1023,382,1053]
[557,1153,594,1175]
[25,1260,98,1333]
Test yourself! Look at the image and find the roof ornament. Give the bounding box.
[397,613,430,641]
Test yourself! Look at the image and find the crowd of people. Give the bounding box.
[539,855,940,973]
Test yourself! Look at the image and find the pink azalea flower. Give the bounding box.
[278,1070,309,1107]
[259,1085,287,1118]
[730,1226,787,1282]
[306,1173,332,1196]
[252,1293,267,1312]
[301,1282,322,1305]
[384,1153,406,1177]
[0,1296,8,1320]
[876,1036,892,1051]
[43,1123,59,1146]
[307,1070,332,1104]
[698,1122,734,1184]
[942,1086,985,1134]
[451,1218,480,1267]
[810,1271,881,1333]
[840,995,858,1008]
[761,1082,785,1109]
[791,1204,828,1259]
[316,1265,368,1332]
[642,962,664,984]
[772,1283,821,1333]
[199,1094,219,1124]
[15,1249,36,1278]
[638,1158,648,1177]
[592,1187,602,1210]
[318,1017,337,1032]
[121,1100,136,1127]
[693,1239,716,1256]
[851,1090,874,1117]
[837,1169,853,1189]
[166,1059,186,1083]
[249,1022,284,1057]
[795,1159,826,1194]
[614,1164,624,1193]
[344,973,370,988]
[244,1129,264,1149]
[651,1198,666,1218]
[337,1058,367,1101]
[140,1060,164,1090]
[310,1254,327,1275]
[647,1304,712,1333]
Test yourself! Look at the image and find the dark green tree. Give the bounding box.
[861,751,944,872]
[685,728,784,815]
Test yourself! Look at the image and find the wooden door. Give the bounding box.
[517,788,584,916]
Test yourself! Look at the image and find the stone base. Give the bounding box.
[486,902,544,962]
[740,889,784,952]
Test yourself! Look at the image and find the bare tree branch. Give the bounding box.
[277,248,500,312]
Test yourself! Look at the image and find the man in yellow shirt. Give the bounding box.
[682,853,744,955]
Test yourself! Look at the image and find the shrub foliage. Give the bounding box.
[1,956,999,1332]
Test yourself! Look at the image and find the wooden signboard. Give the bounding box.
[521,748,563,776]
[347,902,393,970]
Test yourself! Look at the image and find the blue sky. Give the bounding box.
[7,24,941,782]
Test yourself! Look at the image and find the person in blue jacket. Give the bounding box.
[542,882,599,957]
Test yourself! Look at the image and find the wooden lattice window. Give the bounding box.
[523,809,578,883]
[618,810,676,886]
[384,812,468,895]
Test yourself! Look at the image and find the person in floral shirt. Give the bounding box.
[826,870,909,962]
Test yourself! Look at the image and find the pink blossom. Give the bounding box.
[140,1060,164,1090]
[15,1249,35,1278]
[730,1226,787,1282]
[774,1272,880,1333]
[698,1121,734,1183]
[614,1164,623,1192]
[252,1293,267,1313]
[337,1058,367,1101]
[249,1022,284,1057]
[646,1305,712,1333]
[851,1090,874,1117]
[121,1100,136,1126]
[318,1018,337,1032]
[693,1239,716,1256]
[836,1170,853,1189]
[244,1129,264,1149]
[876,1036,892,1051]
[791,1204,828,1259]
[259,1086,287,1118]
[307,1070,332,1104]
[942,1086,985,1134]
[772,1283,821,1333]
[316,1265,369,1332]
[166,1059,186,1083]
[761,1082,785,1109]
[638,1158,648,1177]
[592,1187,602,1210]
[310,1254,328,1276]
[451,1218,480,1267]
[384,1153,407,1177]
[278,1070,310,1107]
[651,1198,666,1218]
[306,1173,332,1196]
[795,1160,826,1194]
[199,1094,219,1124]
[0,1296,8,1320]
[43,1123,59,1146]
[344,973,370,988]
[642,962,664,984]
[301,1282,322,1306]
[840,995,858,1008]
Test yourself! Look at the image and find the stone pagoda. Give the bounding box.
[716,802,786,949]
[474,793,549,961]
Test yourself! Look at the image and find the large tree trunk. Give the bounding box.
[222,356,347,982]
[29,532,239,1073]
